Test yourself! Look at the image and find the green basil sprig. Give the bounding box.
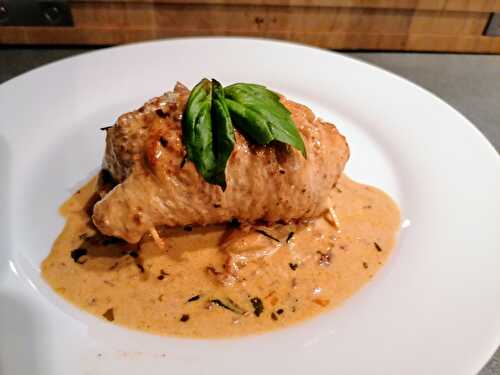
[182,79,306,189]
[183,78,215,181]
[210,80,235,190]
[225,83,306,157]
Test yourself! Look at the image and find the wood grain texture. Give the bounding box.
[2,27,500,53]
[1,1,499,52]
[68,3,490,35]
[69,0,500,12]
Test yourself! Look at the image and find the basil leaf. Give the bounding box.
[225,83,306,157]
[182,79,216,180]
[182,79,307,189]
[225,99,274,144]
[224,84,286,117]
[225,83,282,105]
[210,79,235,190]
[255,106,306,157]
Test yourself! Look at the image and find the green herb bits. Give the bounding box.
[182,79,216,183]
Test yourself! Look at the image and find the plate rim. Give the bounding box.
[1,36,499,374]
[1,36,498,161]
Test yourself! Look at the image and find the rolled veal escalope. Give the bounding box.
[92,83,350,243]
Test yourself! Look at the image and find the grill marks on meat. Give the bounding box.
[92,83,350,243]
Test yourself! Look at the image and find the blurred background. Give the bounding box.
[1,1,499,151]
[0,0,499,51]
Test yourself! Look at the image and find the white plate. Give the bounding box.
[1,38,499,375]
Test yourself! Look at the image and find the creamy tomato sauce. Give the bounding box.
[42,175,400,338]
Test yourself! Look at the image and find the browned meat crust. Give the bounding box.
[92,83,349,243]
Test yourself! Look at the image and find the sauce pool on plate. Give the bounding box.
[42,174,400,338]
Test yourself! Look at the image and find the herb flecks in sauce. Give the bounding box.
[256,229,280,243]
[135,260,145,273]
[157,269,168,280]
[209,298,246,315]
[289,262,299,271]
[186,295,201,303]
[250,297,264,317]
[103,308,115,321]
[42,174,400,338]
